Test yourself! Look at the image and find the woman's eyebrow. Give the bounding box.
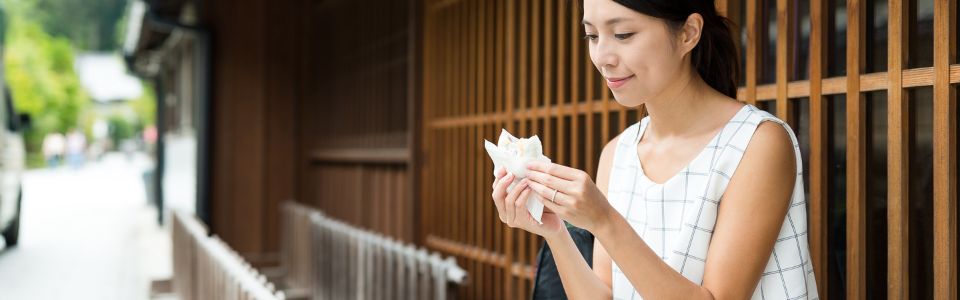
[581,17,627,26]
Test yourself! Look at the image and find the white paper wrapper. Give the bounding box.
[483,129,551,224]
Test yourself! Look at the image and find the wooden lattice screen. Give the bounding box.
[419,0,957,299]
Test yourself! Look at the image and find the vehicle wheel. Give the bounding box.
[1,191,21,247]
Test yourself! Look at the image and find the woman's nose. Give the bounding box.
[593,37,619,69]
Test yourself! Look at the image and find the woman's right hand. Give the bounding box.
[491,167,566,239]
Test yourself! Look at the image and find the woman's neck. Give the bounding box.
[642,70,737,140]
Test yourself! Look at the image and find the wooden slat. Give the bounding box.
[483,0,506,298]
[517,1,530,296]
[557,0,568,165]
[808,0,829,295]
[520,1,540,296]
[309,148,410,164]
[454,2,465,279]
[503,1,517,296]
[745,0,759,105]
[933,0,958,299]
[845,0,867,298]
[716,0,729,16]
[570,0,582,171]
[887,0,911,297]
[776,0,794,123]
[519,0,529,134]
[473,0,484,297]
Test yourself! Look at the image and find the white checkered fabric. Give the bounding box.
[606,105,819,299]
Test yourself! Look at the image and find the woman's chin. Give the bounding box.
[612,92,646,108]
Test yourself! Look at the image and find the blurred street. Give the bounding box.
[0,152,169,300]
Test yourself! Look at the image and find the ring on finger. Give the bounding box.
[550,188,560,203]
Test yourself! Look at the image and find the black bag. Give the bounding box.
[531,224,595,299]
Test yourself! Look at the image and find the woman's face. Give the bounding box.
[582,0,689,107]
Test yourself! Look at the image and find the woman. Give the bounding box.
[490,0,818,299]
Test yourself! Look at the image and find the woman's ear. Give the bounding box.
[677,13,704,56]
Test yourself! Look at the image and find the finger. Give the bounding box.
[525,161,583,181]
[492,167,506,188]
[503,178,528,225]
[536,190,565,216]
[513,188,532,224]
[494,166,507,178]
[513,188,533,224]
[492,173,514,211]
[525,170,572,193]
[527,180,570,206]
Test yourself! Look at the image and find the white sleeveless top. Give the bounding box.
[606,105,819,299]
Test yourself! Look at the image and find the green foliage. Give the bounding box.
[107,113,133,144]
[3,2,90,166]
[27,0,127,51]
[130,82,156,130]
[2,0,153,168]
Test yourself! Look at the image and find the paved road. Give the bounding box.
[0,153,170,300]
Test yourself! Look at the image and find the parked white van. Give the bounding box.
[0,87,28,247]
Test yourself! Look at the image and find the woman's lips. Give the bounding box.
[606,75,634,89]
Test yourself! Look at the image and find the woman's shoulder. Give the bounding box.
[728,105,799,186]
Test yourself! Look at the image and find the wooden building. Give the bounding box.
[125,0,958,298]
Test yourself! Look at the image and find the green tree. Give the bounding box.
[4,12,90,166]
[33,0,127,51]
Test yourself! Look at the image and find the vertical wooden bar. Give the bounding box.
[887,0,911,297]
[474,1,485,297]
[532,0,542,111]
[487,0,496,296]
[454,0,465,264]
[544,0,555,156]
[523,1,540,297]
[519,0,529,134]
[571,0,582,171]
[585,2,596,176]
[516,0,527,297]
[775,0,794,123]
[805,0,830,288]
[846,0,867,298]
[557,0,568,166]
[745,0,759,105]
[933,0,958,299]
[717,0,730,16]
[503,0,516,297]
[468,1,478,284]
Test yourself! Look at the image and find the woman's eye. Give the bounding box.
[582,34,598,42]
[614,33,635,40]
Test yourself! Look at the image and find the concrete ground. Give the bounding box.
[0,152,171,300]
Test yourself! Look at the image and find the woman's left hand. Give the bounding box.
[524,161,615,233]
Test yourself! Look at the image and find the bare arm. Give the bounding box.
[543,135,620,299]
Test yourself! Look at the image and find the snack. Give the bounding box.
[483,129,552,224]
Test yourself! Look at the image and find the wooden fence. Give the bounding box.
[276,201,466,300]
[172,211,287,300]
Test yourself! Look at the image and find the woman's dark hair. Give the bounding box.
[613,0,740,98]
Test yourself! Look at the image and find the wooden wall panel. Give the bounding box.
[295,0,419,245]
[205,0,268,259]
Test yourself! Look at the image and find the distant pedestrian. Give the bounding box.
[67,129,87,168]
[42,132,66,168]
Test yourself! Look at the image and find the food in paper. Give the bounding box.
[483,129,552,224]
